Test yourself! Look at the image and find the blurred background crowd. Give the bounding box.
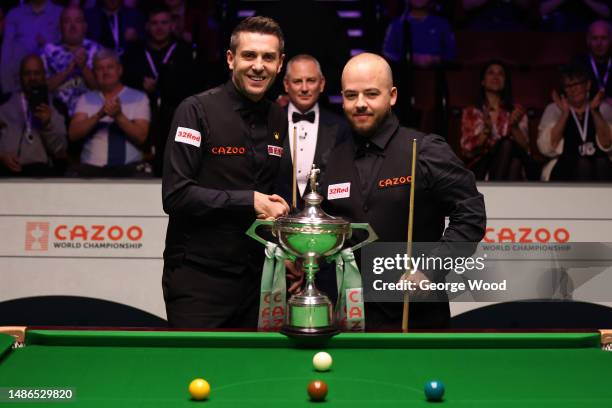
[0,0,610,181]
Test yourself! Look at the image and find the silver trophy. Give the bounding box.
[247,166,377,337]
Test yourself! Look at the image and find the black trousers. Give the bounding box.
[162,261,261,329]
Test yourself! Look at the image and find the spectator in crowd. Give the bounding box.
[574,20,612,104]
[0,6,7,104]
[164,0,187,43]
[122,6,194,176]
[538,64,612,181]
[85,0,144,54]
[540,0,610,32]
[461,60,534,180]
[42,6,101,117]
[462,0,531,31]
[0,0,63,94]
[276,54,351,208]
[0,55,67,177]
[383,0,457,68]
[68,49,150,177]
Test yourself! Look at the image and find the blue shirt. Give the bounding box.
[382,13,456,63]
[0,1,63,93]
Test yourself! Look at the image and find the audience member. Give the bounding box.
[164,0,187,43]
[383,0,456,68]
[574,20,612,104]
[122,6,194,176]
[539,0,610,32]
[42,6,101,117]
[0,55,67,177]
[461,60,535,180]
[0,6,7,104]
[0,0,63,94]
[538,64,612,180]
[85,0,144,54]
[276,54,351,208]
[462,0,531,31]
[68,49,150,177]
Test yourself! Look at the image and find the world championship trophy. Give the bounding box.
[246,167,377,337]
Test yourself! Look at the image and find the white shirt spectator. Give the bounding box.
[74,86,150,166]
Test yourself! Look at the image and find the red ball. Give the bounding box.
[307,380,328,401]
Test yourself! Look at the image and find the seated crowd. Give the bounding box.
[0,0,610,181]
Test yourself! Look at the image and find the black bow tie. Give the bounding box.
[292,111,315,123]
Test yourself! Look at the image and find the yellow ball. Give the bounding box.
[188,378,210,400]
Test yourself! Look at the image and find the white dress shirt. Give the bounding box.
[288,102,319,196]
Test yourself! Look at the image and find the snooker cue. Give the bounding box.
[292,126,297,211]
[402,138,417,333]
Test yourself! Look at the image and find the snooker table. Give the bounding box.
[0,328,611,407]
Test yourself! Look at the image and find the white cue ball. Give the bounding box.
[313,351,332,371]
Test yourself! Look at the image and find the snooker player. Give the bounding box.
[161,16,289,328]
[316,53,486,329]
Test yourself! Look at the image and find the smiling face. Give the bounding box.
[284,58,325,113]
[226,32,284,102]
[341,54,397,137]
[563,75,591,108]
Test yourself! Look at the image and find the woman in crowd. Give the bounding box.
[461,60,534,180]
[538,64,612,181]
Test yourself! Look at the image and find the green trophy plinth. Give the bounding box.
[247,166,377,338]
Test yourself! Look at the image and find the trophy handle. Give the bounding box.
[245,220,274,246]
[349,223,378,252]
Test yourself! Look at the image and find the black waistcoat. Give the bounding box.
[166,82,287,270]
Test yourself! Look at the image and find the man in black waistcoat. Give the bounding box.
[316,53,486,330]
[276,54,351,210]
[161,16,290,328]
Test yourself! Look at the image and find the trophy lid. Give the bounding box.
[276,166,349,229]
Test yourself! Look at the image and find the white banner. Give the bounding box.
[1,180,611,320]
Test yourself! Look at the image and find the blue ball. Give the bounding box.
[424,380,445,401]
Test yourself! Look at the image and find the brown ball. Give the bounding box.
[307,380,328,401]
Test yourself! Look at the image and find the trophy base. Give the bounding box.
[280,325,340,348]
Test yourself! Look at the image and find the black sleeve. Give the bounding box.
[418,134,486,281]
[161,97,254,217]
[420,134,486,243]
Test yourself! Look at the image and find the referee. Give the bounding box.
[162,17,289,328]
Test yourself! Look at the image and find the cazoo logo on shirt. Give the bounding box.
[24,222,144,251]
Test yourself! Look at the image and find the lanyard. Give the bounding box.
[590,55,611,90]
[20,93,33,139]
[144,43,177,79]
[108,13,119,49]
[570,105,590,143]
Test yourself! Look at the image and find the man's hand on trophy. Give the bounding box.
[285,259,304,294]
[254,192,290,219]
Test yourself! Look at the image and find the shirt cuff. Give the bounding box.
[227,190,254,208]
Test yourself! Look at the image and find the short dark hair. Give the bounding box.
[147,5,171,20]
[229,16,284,55]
